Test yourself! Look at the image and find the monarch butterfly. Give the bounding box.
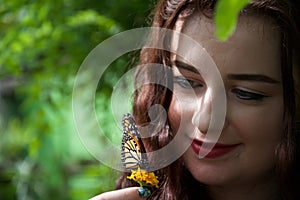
[121,113,149,171]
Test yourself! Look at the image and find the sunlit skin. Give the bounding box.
[168,13,284,200]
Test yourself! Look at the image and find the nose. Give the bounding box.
[192,89,212,134]
[192,89,228,135]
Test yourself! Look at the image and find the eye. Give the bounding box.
[232,88,267,101]
[173,76,203,89]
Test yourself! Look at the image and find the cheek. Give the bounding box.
[168,94,197,133]
[229,101,284,145]
[168,96,181,133]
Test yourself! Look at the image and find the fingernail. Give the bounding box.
[137,187,151,198]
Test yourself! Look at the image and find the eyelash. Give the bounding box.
[173,76,203,89]
[174,76,267,101]
[232,88,267,101]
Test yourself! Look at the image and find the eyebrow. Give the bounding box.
[174,60,200,74]
[174,60,280,84]
[227,74,280,84]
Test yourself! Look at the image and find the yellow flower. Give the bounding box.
[127,167,159,188]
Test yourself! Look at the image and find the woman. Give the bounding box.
[91,0,300,199]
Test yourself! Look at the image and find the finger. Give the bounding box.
[89,187,145,200]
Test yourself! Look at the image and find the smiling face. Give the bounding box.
[168,13,284,193]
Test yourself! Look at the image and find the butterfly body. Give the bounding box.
[121,113,149,171]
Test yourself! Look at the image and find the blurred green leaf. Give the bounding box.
[214,0,250,41]
[0,0,151,199]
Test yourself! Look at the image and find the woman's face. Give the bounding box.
[168,14,284,189]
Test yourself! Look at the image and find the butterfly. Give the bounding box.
[121,113,149,171]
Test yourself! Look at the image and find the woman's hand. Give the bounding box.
[89,187,145,200]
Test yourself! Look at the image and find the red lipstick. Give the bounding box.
[191,139,240,158]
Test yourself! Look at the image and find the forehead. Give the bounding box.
[182,13,279,45]
[172,13,281,79]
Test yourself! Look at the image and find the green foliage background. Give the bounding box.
[0,0,246,199]
[0,1,153,199]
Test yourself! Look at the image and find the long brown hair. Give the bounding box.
[116,0,300,199]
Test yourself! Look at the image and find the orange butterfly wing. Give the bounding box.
[121,113,149,171]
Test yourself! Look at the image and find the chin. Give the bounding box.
[190,167,236,186]
[183,149,242,186]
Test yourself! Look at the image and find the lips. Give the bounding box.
[191,139,240,158]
